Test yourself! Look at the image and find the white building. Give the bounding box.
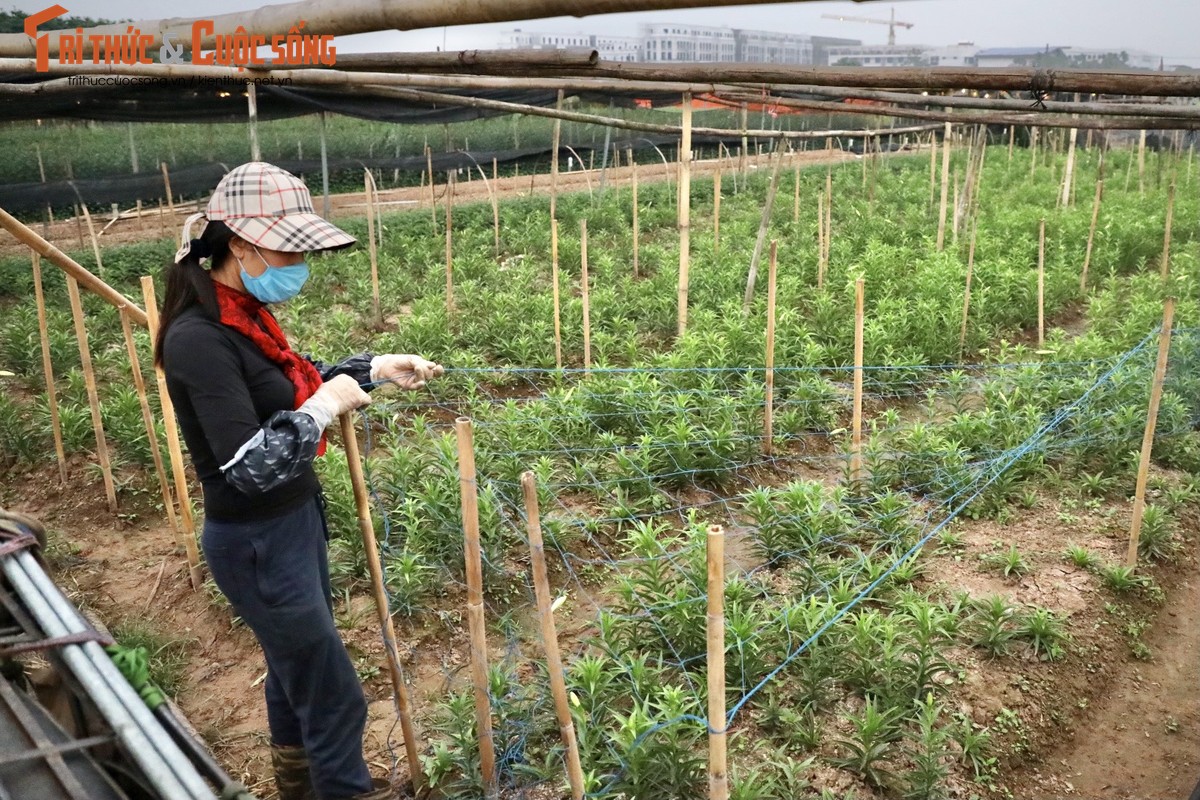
[824,44,930,67]
[501,30,594,52]
[922,43,978,67]
[735,30,813,65]
[639,23,736,62]
[592,34,642,62]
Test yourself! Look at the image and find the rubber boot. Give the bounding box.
[270,744,317,800]
[347,777,395,800]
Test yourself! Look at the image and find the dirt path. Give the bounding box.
[1014,571,1200,800]
[1,147,867,257]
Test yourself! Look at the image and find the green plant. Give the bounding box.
[1100,564,1152,593]
[968,595,1016,658]
[1063,543,1100,570]
[981,544,1029,579]
[901,693,952,800]
[829,696,903,789]
[1137,505,1179,562]
[1015,607,1068,661]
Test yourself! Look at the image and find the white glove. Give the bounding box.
[297,374,371,430]
[370,353,444,390]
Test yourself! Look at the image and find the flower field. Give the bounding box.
[1,136,1198,799]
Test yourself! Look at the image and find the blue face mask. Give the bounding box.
[236,246,309,304]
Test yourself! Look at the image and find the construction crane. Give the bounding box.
[822,7,914,46]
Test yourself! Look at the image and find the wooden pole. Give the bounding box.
[959,220,977,358]
[713,167,721,257]
[678,92,692,337]
[520,473,585,800]
[247,82,260,161]
[550,89,564,221]
[739,103,748,177]
[119,308,178,534]
[950,174,959,248]
[706,523,728,800]
[551,218,563,369]
[364,169,381,326]
[1080,178,1103,293]
[340,413,425,788]
[764,241,777,456]
[140,276,203,591]
[1138,129,1147,196]
[817,191,826,289]
[445,174,454,318]
[490,158,500,258]
[1008,125,1015,161]
[79,203,104,277]
[1037,219,1046,348]
[850,277,865,483]
[824,169,833,280]
[65,275,117,513]
[741,144,785,315]
[455,417,497,795]
[936,122,952,252]
[928,131,938,210]
[1126,297,1175,567]
[1161,181,1176,280]
[160,162,176,220]
[1061,127,1078,207]
[426,145,437,232]
[319,111,330,219]
[631,158,640,278]
[792,166,800,223]
[31,252,67,484]
[1030,126,1038,176]
[580,219,591,370]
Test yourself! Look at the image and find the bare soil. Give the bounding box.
[3,446,1197,800]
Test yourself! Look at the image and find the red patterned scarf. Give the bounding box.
[212,280,327,456]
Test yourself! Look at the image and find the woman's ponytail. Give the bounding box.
[153,220,236,367]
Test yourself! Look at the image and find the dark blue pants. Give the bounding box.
[202,495,373,799]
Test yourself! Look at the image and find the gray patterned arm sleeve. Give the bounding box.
[305,352,376,389]
[219,410,323,496]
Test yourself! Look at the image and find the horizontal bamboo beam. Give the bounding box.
[0,0,880,58]
[715,92,1200,131]
[331,49,600,72]
[0,207,146,326]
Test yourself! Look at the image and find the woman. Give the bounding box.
[156,161,440,800]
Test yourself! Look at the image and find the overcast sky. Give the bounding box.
[50,0,1200,67]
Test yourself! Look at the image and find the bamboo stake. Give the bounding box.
[936,121,952,251]
[1030,126,1038,176]
[823,170,833,281]
[792,166,800,223]
[741,144,785,315]
[1008,125,1015,161]
[1161,181,1175,280]
[1138,129,1147,196]
[713,167,721,256]
[31,252,67,484]
[850,277,865,483]
[426,145,437,231]
[706,523,727,800]
[445,174,454,318]
[141,276,202,592]
[1037,219,1046,348]
[319,111,330,219]
[340,413,424,789]
[580,219,591,370]
[959,220,977,358]
[631,156,640,278]
[950,174,959,248]
[1127,297,1175,567]
[739,103,748,177]
[520,473,584,800]
[1061,127,1078,207]
[455,417,496,795]
[65,275,117,513]
[764,240,777,456]
[1080,178,1103,292]
[160,161,175,219]
[816,192,826,288]
[490,159,500,257]
[551,218,563,369]
[928,132,938,210]
[119,308,177,534]
[550,89,564,221]
[79,202,104,277]
[364,169,381,325]
[247,82,260,161]
[678,92,692,337]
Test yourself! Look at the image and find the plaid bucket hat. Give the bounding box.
[174,161,355,262]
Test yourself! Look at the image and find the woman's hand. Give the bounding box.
[370,354,444,390]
